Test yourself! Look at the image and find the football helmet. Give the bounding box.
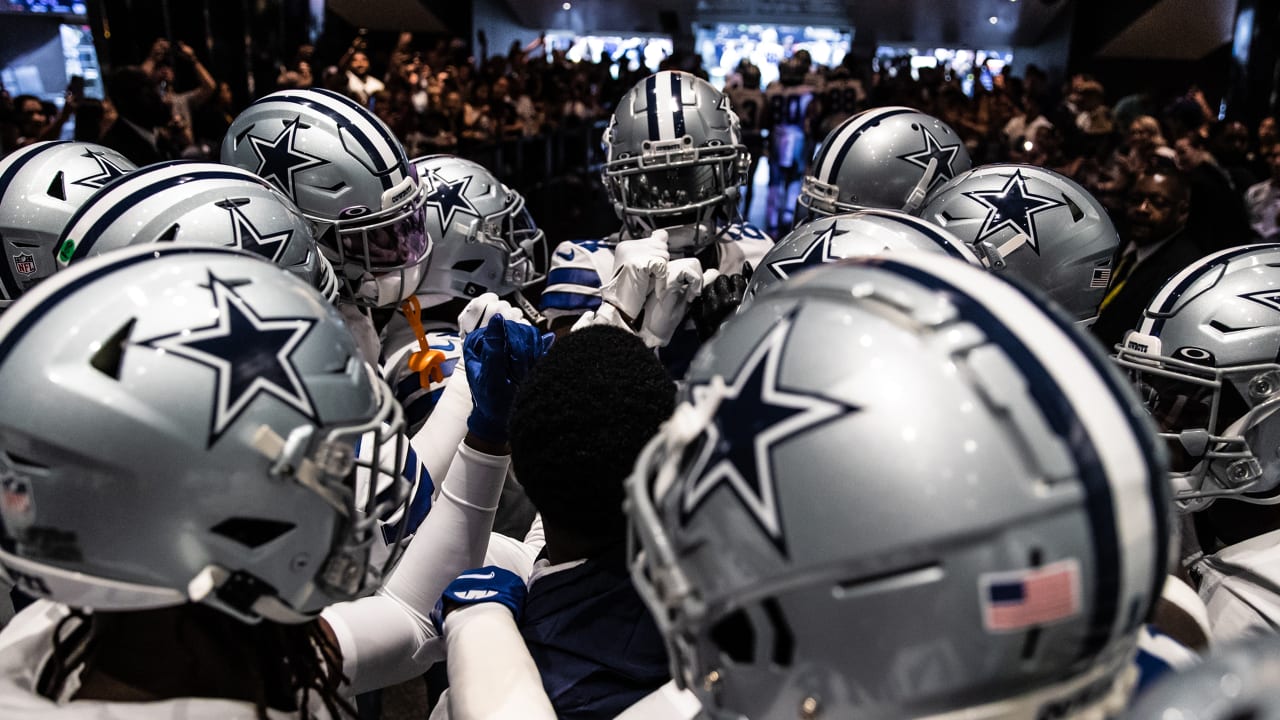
[918,164,1120,324]
[0,245,409,623]
[797,106,971,219]
[628,253,1169,719]
[742,208,981,306]
[57,160,338,302]
[221,87,430,308]
[1113,243,1280,512]
[413,154,547,303]
[0,141,136,309]
[603,70,750,251]
[1123,637,1280,720]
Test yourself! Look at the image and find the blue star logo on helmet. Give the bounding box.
[769,224,844,281]
[71,149,131,191]
[217,198,291,264]
[140,273,318,446]
[424,169,479,231]
[897,126,963,189]
[246,116,328,200]
[1240,289,1280,315]
[962,169,1065,255]
[681,311,859,555]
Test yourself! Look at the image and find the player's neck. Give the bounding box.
[542,522,623,565]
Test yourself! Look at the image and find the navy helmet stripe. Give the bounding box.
[270,89,397,188]
[999,267,1170,633]
[815,107,916,180]
[0,141,68,194]
[875,257,1124,659]
[308,87,410,168]
[645,75,661,140]
[67,169,254,260]
[0,247,244,365]
[1149,243,1280,334]
[0,245,20,302]
[670,73,686,138]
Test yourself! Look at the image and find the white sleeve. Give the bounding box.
[612,680,703,719]
[324,440,508,693]
[441,603,557,720]
[412,362,473,501]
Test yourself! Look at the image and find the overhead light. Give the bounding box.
[989,16,999,24]
[562,1,571,8]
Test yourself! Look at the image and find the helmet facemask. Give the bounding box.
[1115,336,1280,511]
[604,135,749,250]
[319,182,432,308]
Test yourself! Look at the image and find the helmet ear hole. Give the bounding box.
[47,171,67,201]
[210,518,297,549]
[709,608,756,664]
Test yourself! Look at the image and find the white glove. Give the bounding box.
[457,292,527,340]
[601,230,669,319]
[570,302,636,335]
[638,257,703,348]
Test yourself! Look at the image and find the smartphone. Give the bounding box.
[67,75,85,99]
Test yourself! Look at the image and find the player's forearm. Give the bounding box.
[443,604,556,720]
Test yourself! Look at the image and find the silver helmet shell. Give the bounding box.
[628,252,1169,719]
[798,106,970,219]
[0,245,409,623]
[0,141,136,309]
[413,154,547,303]
[742,208,981,307]
[221,88,430,308]
[918,164,1120,324]
[603,71,750,250]
[1113,243,1280,512]
[57,160,338,302]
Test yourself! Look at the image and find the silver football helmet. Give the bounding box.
[1123,637,1280,720]
[0,141,136,309]
[57,160,338,302]
[918,164,1120,324]
[413,154,547,303]
[0,245,409,623]
[1113,243,1280,512]
[797,106,971,219]
[603,70,750,251]
[221,87,430,308]
[628,253,1169,719]
[742,208,981,307]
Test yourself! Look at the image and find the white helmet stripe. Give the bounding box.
[815,107,916,181]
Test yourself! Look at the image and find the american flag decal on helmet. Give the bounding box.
[1090,267,1111,288]
[980,559,1082,632]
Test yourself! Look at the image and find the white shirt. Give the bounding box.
[1192,527,1280,641]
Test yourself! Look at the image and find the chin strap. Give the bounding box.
[975,233,1030,271]
[902,157,939,214]
[401,295,446,387]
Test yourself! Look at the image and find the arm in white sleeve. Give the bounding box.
[411,363,473,500]
[442,603,556,720]
[324,440,508,693]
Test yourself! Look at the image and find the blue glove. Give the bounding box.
[430,566,527,634]
[463,315,553,444]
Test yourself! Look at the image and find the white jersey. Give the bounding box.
[1191,527,1280,641]
[0,601,331,719]
[540,224,774,323]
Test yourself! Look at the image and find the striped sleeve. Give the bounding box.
[541,239,617,319]
[380,330,464,437]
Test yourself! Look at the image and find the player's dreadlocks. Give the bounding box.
[36,603,355,719]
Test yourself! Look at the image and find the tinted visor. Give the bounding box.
[338,208,430,272]
[621,164,723,211]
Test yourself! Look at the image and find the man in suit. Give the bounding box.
[1092,166,1204,349]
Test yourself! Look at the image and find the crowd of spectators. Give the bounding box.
[2,29,1278,246]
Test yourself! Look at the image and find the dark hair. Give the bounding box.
[509,326,676,541]
[37,604,354,719]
